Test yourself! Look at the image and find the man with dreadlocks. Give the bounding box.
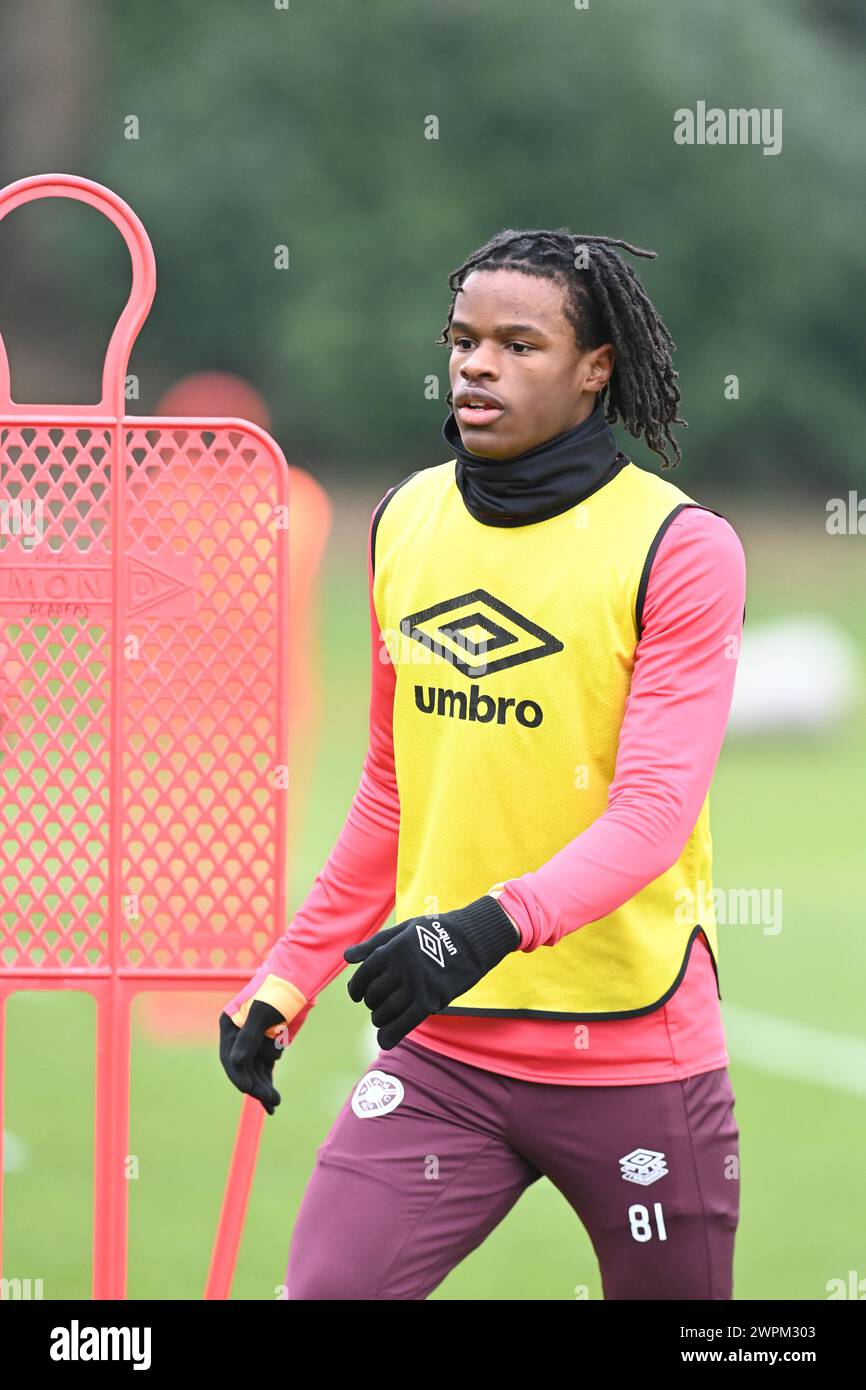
[220,227,746,1300]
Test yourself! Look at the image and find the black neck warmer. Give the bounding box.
[442,393,625,527]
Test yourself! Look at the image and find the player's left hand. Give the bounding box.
[343,895,520,1049]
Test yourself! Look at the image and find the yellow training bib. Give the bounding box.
[372,455,721,1019]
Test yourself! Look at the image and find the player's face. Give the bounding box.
[446,267,614,460]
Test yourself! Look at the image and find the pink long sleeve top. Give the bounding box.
[224,494,746,1085]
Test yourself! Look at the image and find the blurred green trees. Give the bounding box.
[1,0,863,490]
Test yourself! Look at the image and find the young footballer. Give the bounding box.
[220,228,746,1300]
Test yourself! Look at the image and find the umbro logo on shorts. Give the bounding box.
[416,918,457,967]
[351,1070,405,1118]
[400,588,563,680]
[619,1148,669,1186]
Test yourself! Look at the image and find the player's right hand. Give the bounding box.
[219,1000,287,1115]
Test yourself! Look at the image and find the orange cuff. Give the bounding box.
[230,975,308,1037]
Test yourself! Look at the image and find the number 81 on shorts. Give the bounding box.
[628,1202,667,1241]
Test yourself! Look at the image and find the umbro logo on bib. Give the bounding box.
[351,1070,405,1118]
[401,588,562,680]
[401,589,561,728]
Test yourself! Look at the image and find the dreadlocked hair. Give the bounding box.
[436,226,687,468]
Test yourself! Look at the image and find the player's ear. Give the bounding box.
[584,342,615,394]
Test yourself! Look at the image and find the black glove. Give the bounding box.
[219,1000,287,1115]
[343,895,519,1050]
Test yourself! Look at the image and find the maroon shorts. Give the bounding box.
[286,1037,740,1300]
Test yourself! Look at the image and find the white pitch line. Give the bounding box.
[723,1004,866,1098]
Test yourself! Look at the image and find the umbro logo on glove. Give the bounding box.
[343,895,520,1050]
[415,918,458,966]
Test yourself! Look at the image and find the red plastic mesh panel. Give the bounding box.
[0,421,288,979]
